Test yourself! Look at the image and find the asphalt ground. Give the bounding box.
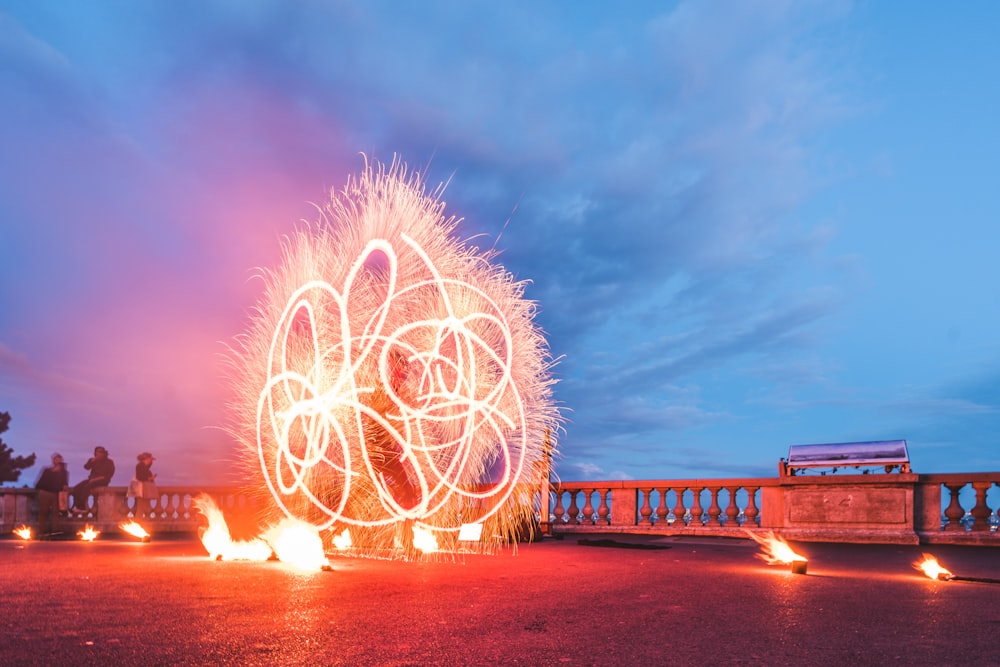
[1,532,997,666]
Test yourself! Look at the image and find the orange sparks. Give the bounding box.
[264,519,330,571]
[332,528,352,550]
[746,530,808,566]
[412,526,439,554]
[914,553,953,581]
[14,525,32,540]
[119,521,150,540]
[192,493,271,561]
[77,525,100,542]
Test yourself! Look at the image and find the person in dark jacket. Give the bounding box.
[131,451,158,518]
[71,446,115,513]
[35,453,69,536]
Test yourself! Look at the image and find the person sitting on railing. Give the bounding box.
[35,453,69,537]
[128,452,158,518]
[70,446,116,514]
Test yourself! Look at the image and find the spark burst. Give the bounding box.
[228,157,561,557]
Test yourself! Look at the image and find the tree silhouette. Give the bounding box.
[0,412,37,485]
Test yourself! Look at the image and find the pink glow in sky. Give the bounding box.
[3,2,1000,488]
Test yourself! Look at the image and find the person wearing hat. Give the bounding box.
[130,452,158,518]
[70,446,116,513]
[35,453,69,536]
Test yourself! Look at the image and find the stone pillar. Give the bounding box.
[610,488,638,527]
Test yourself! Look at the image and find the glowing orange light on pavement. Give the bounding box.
[914,553,953,581]
[119,521,150,540]
[14,525,32,540]
[747,530,808,568]
[77,525,100,541]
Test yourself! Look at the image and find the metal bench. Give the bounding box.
[779,439,910,476]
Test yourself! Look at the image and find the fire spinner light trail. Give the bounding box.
[227,157,561,558]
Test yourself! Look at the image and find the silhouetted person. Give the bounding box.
[130,451,158,518]
[71,446,115,513]
[35,453,69,536]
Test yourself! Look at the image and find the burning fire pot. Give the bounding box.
[790,558,808,575]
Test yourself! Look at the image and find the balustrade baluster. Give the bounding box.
[582,489,596,525]
[969,482,992,531]
[639,488,653,525]
[567,490,581,525]
[689,487,704,526]
[656,488,670,524]
[552,490,566,524]
[597,489,610,525]
[744,487,760,526]
[673,487,688,526]
[725,487,740,526]
[706,487,722,527]
[943,483,966,531]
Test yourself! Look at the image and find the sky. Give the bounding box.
[2,1,999,487]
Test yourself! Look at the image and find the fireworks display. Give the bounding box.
[227,157,561,557]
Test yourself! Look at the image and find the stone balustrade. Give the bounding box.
[0,486,262,537]
[547,472,1000,546]
[2,473,998,545]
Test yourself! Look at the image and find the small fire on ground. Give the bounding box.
[77,525,100,542]
[746,530,808,573]
[192,493,330,571]
[14,525,32,540]
[119,521,151,541]
[914,553,953,581]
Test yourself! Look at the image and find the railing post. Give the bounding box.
[725,487,740,526]
[567,490,580,525]
[597,489,610,525]
[706,486,722,527]
[673,487,688,526]
[744,486,760,526]
[552,489,565,525]
[639,488,653,525]
[610,487,638,526]
[656,488,670,525]
[582,489,596,525]
[689,487,704,526]
[943,483,966,531]
[969,482,992,531]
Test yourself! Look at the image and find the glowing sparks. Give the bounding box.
[77,525,100,542]
[14,525,32,540]
[746,530,807,567]
[119,521,150,541]
[914,553,953,581]
[229,157,561,555]
[264,519,330,571]
[193,493,271,561]
[412,525,439,553]
[332,528,353,550]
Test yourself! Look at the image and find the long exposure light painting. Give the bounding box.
[228,157,560,557]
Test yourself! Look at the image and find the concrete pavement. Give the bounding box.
[1,532,997,666]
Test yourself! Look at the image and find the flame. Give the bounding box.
[14,525,32,540]
[914,553,953,580]
[332,528,352,550]
[119,521,150,540]
[264,519,330,571]
[412,525,439,553]
[192,493,271,561]
[746,530,807,565]
[77,525,100,542]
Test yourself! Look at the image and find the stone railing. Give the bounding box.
[3,472,998,545]
[547,472,1000,546]
[0,486,263,537]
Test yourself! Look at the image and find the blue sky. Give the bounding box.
[2,1,998,486]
